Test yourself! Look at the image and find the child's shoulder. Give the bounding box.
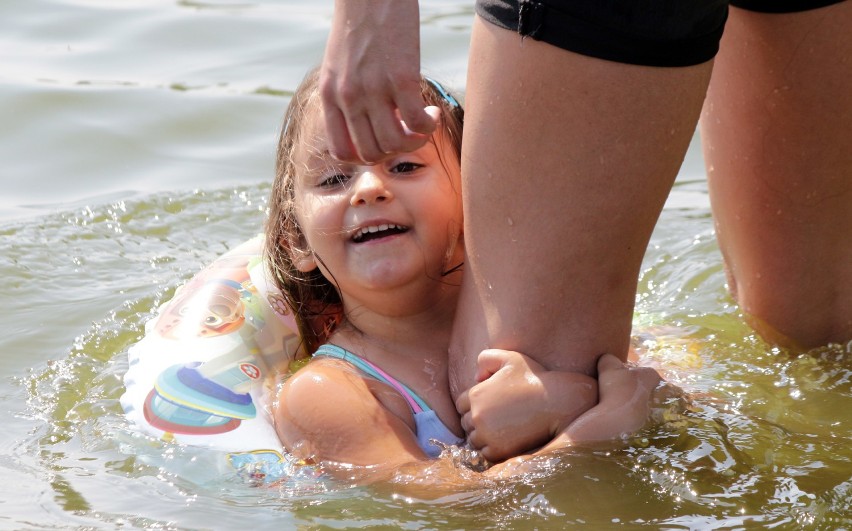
[278,358,377,433]
[274,358,425,466]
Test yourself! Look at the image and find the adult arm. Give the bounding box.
[320,0,437,163]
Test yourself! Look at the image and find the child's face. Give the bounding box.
[290,109,464,304]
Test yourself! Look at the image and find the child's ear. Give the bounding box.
[278,235,317,273]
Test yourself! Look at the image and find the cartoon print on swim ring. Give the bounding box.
[121,236,307,482]
[153,255,253,339]
[143,345,262,436]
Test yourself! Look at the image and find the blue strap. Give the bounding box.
[313,344,431,412]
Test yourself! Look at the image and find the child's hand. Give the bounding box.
[455,349,597,462]
[552,354,663,446]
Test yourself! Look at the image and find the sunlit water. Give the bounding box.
[2,1,849,529]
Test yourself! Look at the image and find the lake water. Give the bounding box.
[2,0,849,528]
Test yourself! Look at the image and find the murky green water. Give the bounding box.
[2,1,849,529]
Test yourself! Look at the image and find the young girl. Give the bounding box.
[264,68,660,473]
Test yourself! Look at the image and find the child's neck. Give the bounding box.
[336,292,456,358]
[328,277,463,436]
[329,276,459,366]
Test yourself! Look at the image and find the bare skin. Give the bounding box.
[702,4,852,349]
[316,1,851,460]
[319,0,436,163]
[278,350,658,478]
[448,16,713,396]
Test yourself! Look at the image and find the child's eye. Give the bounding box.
[318,173,349,188]
[390,161,423,174]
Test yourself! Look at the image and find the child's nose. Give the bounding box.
[350,170,393,206]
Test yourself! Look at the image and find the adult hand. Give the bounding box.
[321,0,437,163]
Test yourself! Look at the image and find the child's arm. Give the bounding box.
[274,359,428,471]
[455,349,598,462]
[540,354,662,450]
[480,354,663,478]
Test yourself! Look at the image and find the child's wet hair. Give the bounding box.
[264,68,465,354]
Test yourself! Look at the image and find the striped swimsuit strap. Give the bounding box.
[313,344,430,413]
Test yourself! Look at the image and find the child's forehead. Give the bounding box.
[294,109,332,162]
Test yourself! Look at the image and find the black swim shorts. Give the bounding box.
[475,0,847,67]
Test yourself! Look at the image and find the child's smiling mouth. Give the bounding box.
[351,223,409,243]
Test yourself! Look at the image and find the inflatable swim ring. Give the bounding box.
[121,235,308,483]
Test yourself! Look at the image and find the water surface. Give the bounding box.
[1,1,849,528]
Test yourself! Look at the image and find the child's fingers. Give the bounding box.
[467,429,506,463]
[466,427,489,455]
[596,353,626,376]
[475,440,508,464]
[635,366,664,391]
[455,389,471,416]
[475,349,513,382]
[460,410,474,436]
[597,353,663,391]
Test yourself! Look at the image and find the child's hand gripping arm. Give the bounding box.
[539,354,663,452]
[455,349,598,463]
[458,351,663,463]
[482,354,663,479]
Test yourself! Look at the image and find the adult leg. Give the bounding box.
[449,16,714,396]
[702,3,852,349]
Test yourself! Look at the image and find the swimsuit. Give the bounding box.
[313,344,464,458]
[476,0,847,67]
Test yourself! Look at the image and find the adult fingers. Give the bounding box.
[392,85,437,151]
[398,79,438,136]
[321,79,432,162]
[322,102,360,163]
[366,103,414,157]
[344,110,386,163]
[327,97,429,163]
[371,83,438,155]
[319,71,383,163]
